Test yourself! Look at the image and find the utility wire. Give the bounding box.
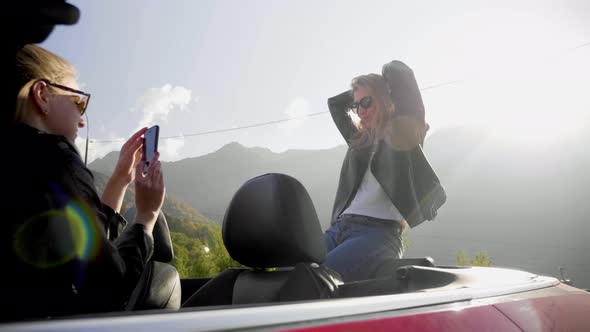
[90,111,329,143]
[89,41,590,144]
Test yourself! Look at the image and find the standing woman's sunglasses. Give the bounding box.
[350,96,373,114]
[40,79,91,115]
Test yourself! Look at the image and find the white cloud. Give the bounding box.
[161,136,185,161]
[81,84,195,163]
[134,84,192,129]
[280,97,311,131]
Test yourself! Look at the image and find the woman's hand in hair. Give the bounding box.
[385,115,428,151]
[134,152,166,234]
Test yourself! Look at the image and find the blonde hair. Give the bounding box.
[350,74,395,148]
[14,44,77,121]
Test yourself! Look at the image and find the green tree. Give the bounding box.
[455,250,470,266]
[170,224,240,278]
[187,242,215,277]
[471,251,493,267]
[207,228,240,273]
[401,232,411,252]
[171,240,191,277]
[455,250,493,267]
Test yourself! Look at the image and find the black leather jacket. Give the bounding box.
[2,124,153,321]
[329,91,446,228]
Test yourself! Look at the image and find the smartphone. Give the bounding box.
[143,125,160,173]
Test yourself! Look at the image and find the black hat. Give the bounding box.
[12,0,80,47]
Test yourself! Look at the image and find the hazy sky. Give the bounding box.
[42,0,590,162]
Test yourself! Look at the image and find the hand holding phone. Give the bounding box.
[135,125,165,234]
[143,125,160,173]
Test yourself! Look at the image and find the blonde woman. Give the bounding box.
[323,61,446,282]
[4,44,165,320]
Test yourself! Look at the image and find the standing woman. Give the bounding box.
[3,44,165,321]
[323,61,446,282]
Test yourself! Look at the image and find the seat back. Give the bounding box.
[126,261,181,310]
[123,209,181,310]
[183,173,341,307]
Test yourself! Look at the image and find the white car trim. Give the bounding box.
[0,273,559,332]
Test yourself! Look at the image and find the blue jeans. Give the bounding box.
[323,214,403,282]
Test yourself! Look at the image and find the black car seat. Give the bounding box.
[182,173,342,307]
[122,209,181,310]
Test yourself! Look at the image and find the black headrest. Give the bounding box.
[223,173,326,268]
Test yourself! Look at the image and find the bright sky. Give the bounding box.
[41,0,590,162]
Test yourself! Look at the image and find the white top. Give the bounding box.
[341,158,403,221]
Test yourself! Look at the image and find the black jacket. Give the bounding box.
[1,124,153,321]
[329,91,446,228]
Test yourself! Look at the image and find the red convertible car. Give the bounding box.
[3,1,589,331]
[1,170,589,331]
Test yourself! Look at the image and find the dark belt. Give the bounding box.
[339,214,402,232]
[340,213,398,223]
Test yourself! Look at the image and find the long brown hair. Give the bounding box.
[350,74,395,148]
[14,44,77,121]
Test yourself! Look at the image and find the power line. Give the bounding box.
[88,79,459,144]
[89,79,457,144]
[420,80,461,91]
[90,111,329,143]
[166,111,328,139]
[89,40,589,144]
